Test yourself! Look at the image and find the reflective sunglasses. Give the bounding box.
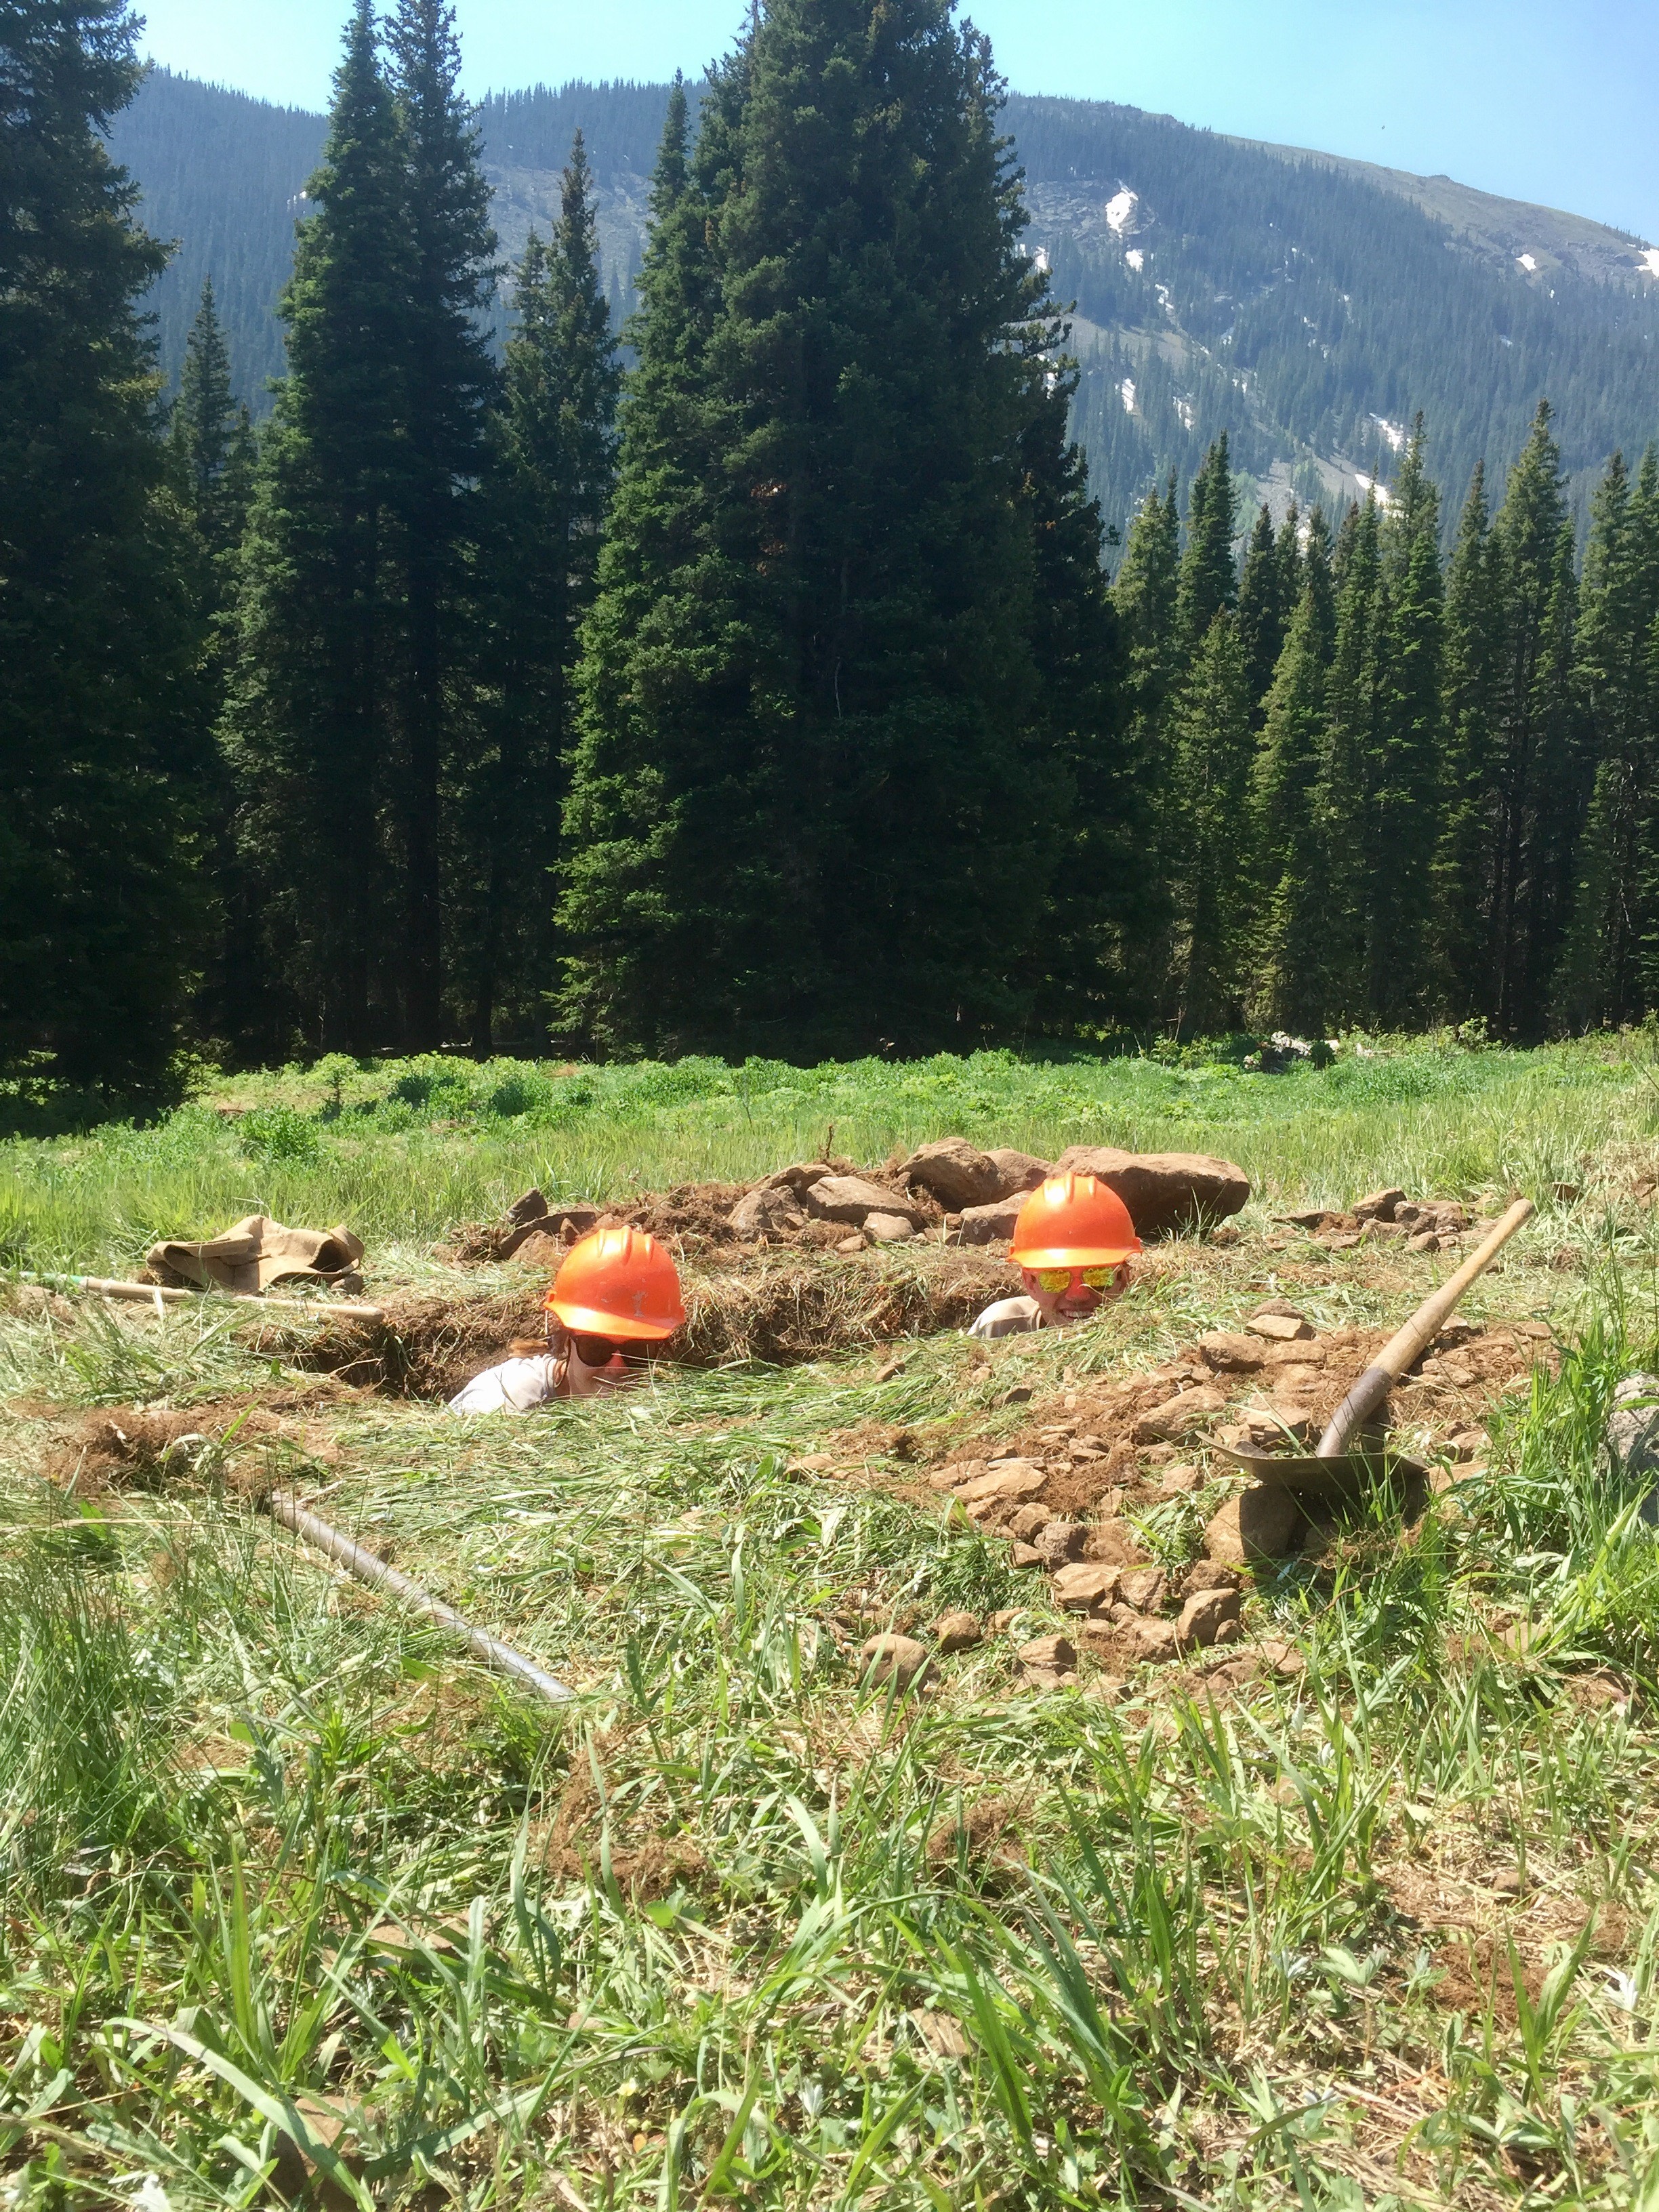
[569,1331,640,1366]
[1029,1265,1128,1295]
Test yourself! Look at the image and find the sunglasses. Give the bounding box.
[568,1332,642,1366]
[1029,1265,1128,1294]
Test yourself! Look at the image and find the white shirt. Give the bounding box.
[967,1296,1046,1340]
[447,1354,562,1415]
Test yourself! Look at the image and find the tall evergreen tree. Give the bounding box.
[1248,579,1330,1029]
[1432,460,1500,1021]
[385,0,497,1046]
[1554,448,1659,1029]
[562,1,1101,1054]
[1317,495,1382,1022]
[1176,432,1235,656]
[168,279,255,559]
[0,0,210,1110]
[225,0,413,1052]
[464,137,620,1048]
[1170,609,1252,1035]
[1366,420,1443,1023]
[1236,499,1291,721]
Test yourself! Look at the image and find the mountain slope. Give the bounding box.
[110,69,1659,539]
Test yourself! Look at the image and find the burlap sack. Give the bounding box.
[147,1216,365,1296]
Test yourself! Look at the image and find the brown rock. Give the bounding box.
[1204,1484,1303,1565]
[758,1162,834,1191]
[1017,1633,1077,1672]
[1408,1230,1441,1253]
[1159,1463,1201,1494]
[1277,1206,1341,1230]
[508,1229,566,1268]
[864,1211,916,1243]
[1009,1542,1044,1568]
[1033,1519,1086,1567]
[835,1233,867,1255]
[1052,1145,1250,1238]
[985,1609,1021,1635]
[954,1459,1046,1507]
[859,1633,932,1690]
[897,1138,1005,1211]
[1051,1563,1122,1613]
[986,1147,1052,1195]
[728,1184,808,1240]
[1182,1560,1243,1595]
[1353,1187,1406,1222]
[933,1610,983,1653]
[1118,1565,1166,1615]
[1246,1311,1313,1343]
[1082,1519,1149,1566]
[1254,1637,1305,1677]
[1124,1615,1181,1665]
[1197,1330,1266,1373]
[1262,1338,1326,1370]
[928,1458,982,1492]
[805,1174,925,1227]
[506,1187,548,1225]
[956,1195,1023,1245]
[1176,1587,1243,1650]
[1006,1502,1051,1538]
[1133,1385,1226,1443]
[1271,1365,1325,1400]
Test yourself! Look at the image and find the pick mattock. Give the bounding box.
[1216,1196,1536,1500]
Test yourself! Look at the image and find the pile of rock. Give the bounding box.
[729,1166,930,1250]
[886,1136,1249,1246]
[489,1189,601,1265]
[1277,1187,1485,1254]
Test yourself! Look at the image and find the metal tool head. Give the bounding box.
[1213,1443,1428,1504]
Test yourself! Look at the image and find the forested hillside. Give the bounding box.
[112,69,1659,541]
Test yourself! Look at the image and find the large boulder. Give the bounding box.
[1204,1484,1302,1565]
[728,1185,807,1241]
[987,1148,1050,1194]
[897,1138,1005,1211]
[804,1174,925,1228]
[1052,1145,1250,1239]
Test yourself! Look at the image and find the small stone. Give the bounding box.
[758,1162,834,1192]
[985,1608,1021,1635]
[1326,1233,1362,1251]
[1159,1463,1200,1494]
[952,1461,1046,1507]
[1009,1542,1044,1568]
[1182,1560,1242,1595]
[1006,1502,1050,1538]
[806,1174,925,1227]
[1133,1386,1227,1444]
[1353,1187,1406,1223]
[1019,1666,1078,1692]
[859,1633,932,1690]
[1081,1518,1149,1566]
[1176,1586,1243,1649]
[864,1211,916,1243]
[1197,1331,1267,1373]
[1271,1364,1324,1399]
[1490,1866,1526,1898]
[1408,1230,1441,1253]
[1204,1484,1302,1565]
[1262,1338,1326,1370]
[1032,1519,1086,1567]
[1017,1633,1077,1672]
[1211,1616,1242,1645]
[933,1610,983,1653]
[1051,1563,1121,1613]
[835,1233,867,1254]
[1246,1311,1313,1343]
[1124,1615,1180,1665]
[928,1458,982,1491]
[1118,1565,1166,1615]
[1254,1636,1305,1677]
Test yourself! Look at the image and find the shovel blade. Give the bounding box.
[1214,1443,1427,1503]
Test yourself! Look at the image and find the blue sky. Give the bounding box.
[136,0,1659,244]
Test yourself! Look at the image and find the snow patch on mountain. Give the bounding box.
[1370,415,1407,452]
[1640,248,1659,279]
[1124,247,1145,271]
[1517,252,1538,272]
[1119,377,1136,413]
[1105,188,1138,234]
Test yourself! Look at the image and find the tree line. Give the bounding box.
[5,0,1659,1118]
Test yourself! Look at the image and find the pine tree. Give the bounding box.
[1554,448,1659,1029]
[1317,495,1382,1023]
[0,0,211,1110]
[1432,460,1499,1021]
[168,279,254,558]
[224,0,414,1052]
[1176,432,1235,656]
[1366,420,1443,1023]
[1236,500,1291,721]
[561,3,1083,1054]
[1248,581,1330,1028]
[464,137,620,1048]
[1108,478,1183,1008]
[385,0,497,1046]
[1170,609,1252,1035]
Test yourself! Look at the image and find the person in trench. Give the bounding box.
[447,1225,686,1413]
[968,1172,1141,1340]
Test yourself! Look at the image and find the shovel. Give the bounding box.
[1215,1197,1536,1499]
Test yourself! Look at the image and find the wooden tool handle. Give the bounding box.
[1317,1197,1535,1460]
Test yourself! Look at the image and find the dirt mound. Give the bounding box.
[283,1248,1016,1399]
[43,1380,355,1496]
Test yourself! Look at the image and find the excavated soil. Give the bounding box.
[45,1381,353,1497]
[279,1248,1016,1400]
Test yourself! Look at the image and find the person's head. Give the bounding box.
[1009,1173,1141,1325]
[544,1225,686,1398]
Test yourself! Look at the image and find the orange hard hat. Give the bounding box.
[544,1225,686,1340]
[1009,1173,1141,1269]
